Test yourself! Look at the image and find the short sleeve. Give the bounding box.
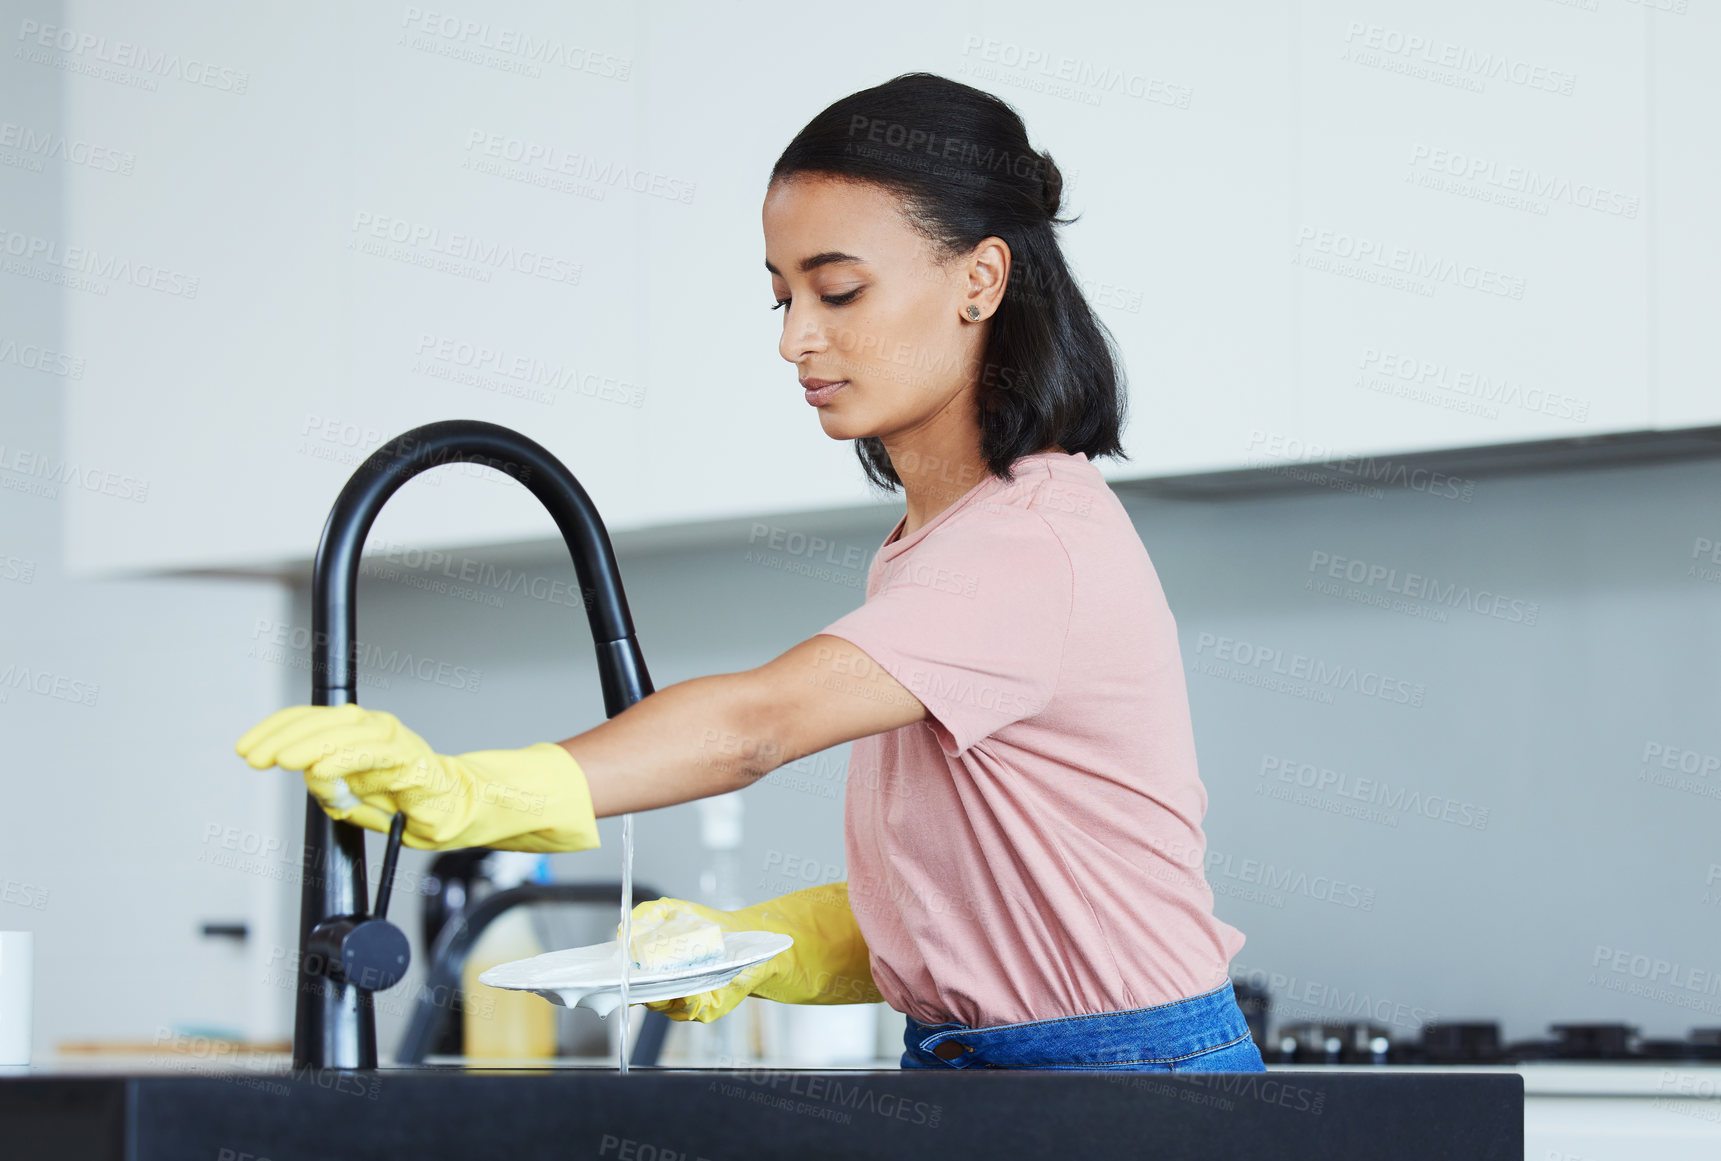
[817,513,1073,756]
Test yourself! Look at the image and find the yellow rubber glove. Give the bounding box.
[235,704,600,853]
[633,882,883,1022]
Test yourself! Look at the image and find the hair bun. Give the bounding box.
[1037,150,1063,220]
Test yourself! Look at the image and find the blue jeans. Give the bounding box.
[900,979,1267,1072]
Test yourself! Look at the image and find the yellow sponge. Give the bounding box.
[617,908,726,973]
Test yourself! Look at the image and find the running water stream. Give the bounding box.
[617,811,634,1074]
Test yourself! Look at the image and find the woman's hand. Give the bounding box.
[630,897,776,1022]
[634,884,882,1023]
[235,704,600,852]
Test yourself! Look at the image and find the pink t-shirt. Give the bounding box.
[817,449,1247,1029]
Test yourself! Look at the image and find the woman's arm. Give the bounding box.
[235,634,926,850]
[563,634,927,817]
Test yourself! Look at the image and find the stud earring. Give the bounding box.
[965,305,981,321]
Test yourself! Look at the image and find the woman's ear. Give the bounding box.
[960,236,1010,319]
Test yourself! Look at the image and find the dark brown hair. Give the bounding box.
[770,71,1129,492]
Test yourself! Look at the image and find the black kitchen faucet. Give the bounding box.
[297,419,656,1069]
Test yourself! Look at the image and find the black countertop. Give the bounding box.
[2,1065,1521,1160]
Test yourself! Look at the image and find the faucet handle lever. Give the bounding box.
[304,811,413,993]
[373,811,405,922]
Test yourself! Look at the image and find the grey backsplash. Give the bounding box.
[289,452,1721,1052]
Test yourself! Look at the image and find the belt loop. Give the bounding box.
[920,1033,978,1067]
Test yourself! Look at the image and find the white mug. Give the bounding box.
[0,931,33,1066]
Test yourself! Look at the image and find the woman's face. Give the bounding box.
[763,175,1006,445]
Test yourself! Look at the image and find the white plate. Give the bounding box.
[477,932,793,1018]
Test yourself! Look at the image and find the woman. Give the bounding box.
[237,72,1262,1073]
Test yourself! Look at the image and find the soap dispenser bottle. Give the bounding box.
[695,793,753,1065]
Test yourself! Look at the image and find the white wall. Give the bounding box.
[0,0,295,1054]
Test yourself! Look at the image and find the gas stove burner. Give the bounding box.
[1550,1023,1637,1059]
[1633,1036,1721,1061]
[1418,1021,1502,1064]
[1498,1022,1721,1062]
[1270,1017,1721,1064]
[1273,1020,1394,1065]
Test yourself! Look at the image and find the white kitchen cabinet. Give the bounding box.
[60,3,662,578]
[1289,0,1650,463]
[626,6,913,531]
[1647,2,1721,429]
[52,4,1709,578]
[1054,5,1301,480]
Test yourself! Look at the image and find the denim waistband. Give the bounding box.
[902,979,1253,1069]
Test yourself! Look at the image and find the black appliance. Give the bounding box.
[1260,1013,1721,1064]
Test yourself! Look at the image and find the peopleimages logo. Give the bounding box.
[248,619,483,693]
[15,19,251,93]
[0,443,149,502]
[414,333,644,408]
[0,335,86,379]
[1690,537,1721,586]
[399,7,633,79]
[0,663,99,706]
[462,130,697,204]
[1258,754,1490,830]
[1231,963,1437,1032]
[0,228,199,298]
[1294,225,1526,299]
[1357,347,1589,422]
[0,120,136,174]
[1244,430,1476,502]
[350,211,581,285]
[1204,853,1375,911]
[361,537,588,611]
[956,35,1193,109]
[899,665,1040,718]
[1148,837,1376,911]
[1406,145,1638,219]
[0,553,37,584]
[1339,22,1576,95]
[878,557,979,598]
[1307,550,1540,625]
[1590,944,1721,1012]
[1191,632,1426,707]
